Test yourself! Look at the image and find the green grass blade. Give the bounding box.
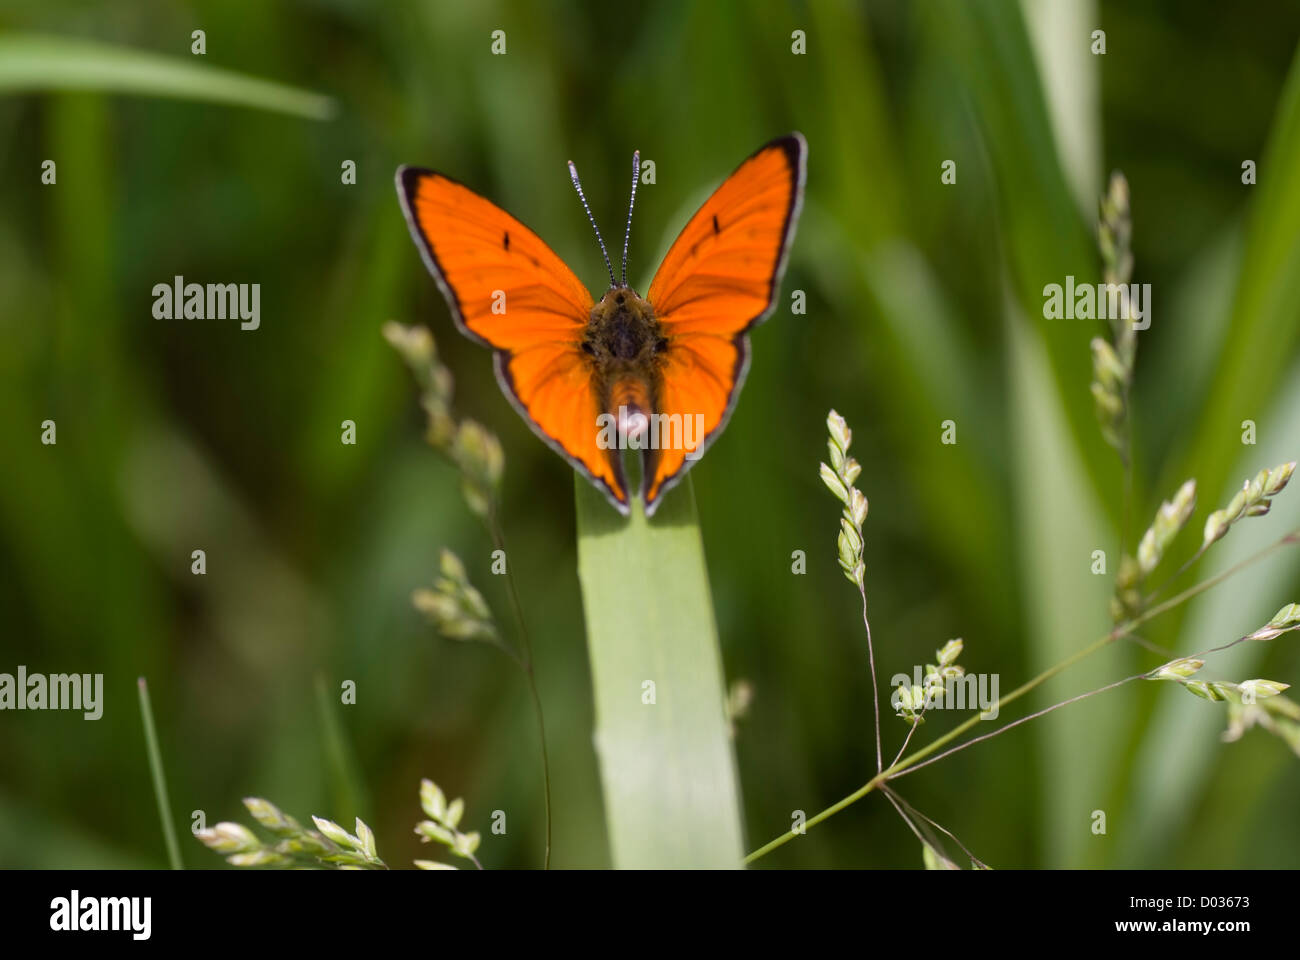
[1020,0,1102,215]
[1122,368,1300,866]
[0,34,334,119]
[314,672,362,822]
[1174,41,1300,509]
[1005,304,1123,868]
[575,475,744,868]
[136,677,183,870]
[925,0,1109,495]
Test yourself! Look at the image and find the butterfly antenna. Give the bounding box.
[621,150,640,288]
[567,159,616,289]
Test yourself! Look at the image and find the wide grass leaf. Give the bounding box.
[575,475,744,868]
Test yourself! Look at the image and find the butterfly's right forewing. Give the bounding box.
[642,135,806,513]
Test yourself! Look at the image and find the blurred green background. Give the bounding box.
[2,0,1299,869]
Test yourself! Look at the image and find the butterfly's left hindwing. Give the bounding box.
[396,168,629,509]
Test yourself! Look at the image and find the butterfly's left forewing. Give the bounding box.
[644,134,806,513]
[396,168,629,509]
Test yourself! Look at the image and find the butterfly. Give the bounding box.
[395,133,806,516]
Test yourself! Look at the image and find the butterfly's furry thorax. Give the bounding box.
[581,286,665,418]
[583,287,664,362]
[579,286,657,372]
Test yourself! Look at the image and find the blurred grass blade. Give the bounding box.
[925,0,1108,496]
[1020,0,1101,216]
[1131,40,1300,861]
[137,677,183,870]
[575,475,744,868]
[857,241,1012,622]
[1124,365,1300,865]
[0,34,334,119]
[1006,300,1120,868]
[1175,40,1300,506]
[314,672,362,822]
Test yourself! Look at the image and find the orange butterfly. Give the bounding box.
[396,133,806,515]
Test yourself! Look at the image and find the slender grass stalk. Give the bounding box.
[894,671,1148,780]
[137,677,182,870]
[1138,529,1298,624]
[880,787,939,860]
[859,589,883,773]
[575,474,744,868]
[890,714,924,769]
[885,786,988,869]
[745,527,1299,864]
[384,324,553,869]
[484,507,552,870]
[745,632,1121,863]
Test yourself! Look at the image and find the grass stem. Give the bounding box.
[745,527,1298,863]
[488,507,552,870]
[137,677,182,870]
